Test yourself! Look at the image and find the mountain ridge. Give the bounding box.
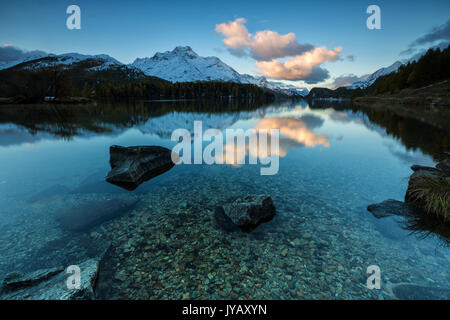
[0,46,307,97]
[349,61,403,89]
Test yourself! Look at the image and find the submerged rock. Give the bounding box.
[389,283,450,300]
[2,267,64,291]
[0,258,100,300]
[105,145,176,191]
[410,164,442,174]
[367,199,450,244]
[72,170,125,194]
[214,206,240,232]
[367,160,450,243]
[55,197,139,232]
[219,195,276,232]
[367,199,418,219]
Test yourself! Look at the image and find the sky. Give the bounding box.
[1,0,449,89]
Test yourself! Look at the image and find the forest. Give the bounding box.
[370,45,450,95]
[0,59,275,103]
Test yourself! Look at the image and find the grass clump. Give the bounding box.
[408,176,450,223]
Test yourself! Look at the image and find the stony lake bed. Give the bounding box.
[0,100,449,300]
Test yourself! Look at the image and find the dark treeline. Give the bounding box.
[0,59,275,103]
[89,80,275,101]
[0,99,273,139]
[350,105,449,161]
[369,45,450,95]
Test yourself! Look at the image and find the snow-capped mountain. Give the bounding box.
[0,53,48,70]
[267,82,309,96]
[1,46,307,96]
[130,46,251,83]
[136,109,267,139]
[130,46,307,95]
[1,52,124,72]
[349,61,403,89]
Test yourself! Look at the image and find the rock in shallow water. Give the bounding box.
[389,283,450,300]
[105,145,176,191]
[2,267,64,291]
[55,197,139,232]
[1,258,100,300]
[367,199,419,219]
[214,206,240,232]
[218,195,276,232]
[410,164,442,174]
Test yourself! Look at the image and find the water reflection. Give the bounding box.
[256,117,330,148]
[0,100,447,163]
[0,98,449,299]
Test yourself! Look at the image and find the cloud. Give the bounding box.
[215,18,252,57]
[215,18,342,82]
[255,46,342,83]
[402,20,450,56]
[410,20,450,47]
[215,18,314,61]
[401,40,450,61]
[331,73,368,89]
[0,44,47,62]
[219,116,329,164]
[255,117,330,148]
[400,47,416,56]
[251,31,314,61]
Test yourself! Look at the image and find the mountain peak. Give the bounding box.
[129,46,304,96]
[131,46,245,82]
[148,46,198,61]
[173,46,194,53]
[172,46,198,58]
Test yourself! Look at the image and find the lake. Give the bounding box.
[0,99,448,299]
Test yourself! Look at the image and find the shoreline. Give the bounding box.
[352,81,450,130]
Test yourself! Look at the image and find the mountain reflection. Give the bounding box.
[0,100,447,163]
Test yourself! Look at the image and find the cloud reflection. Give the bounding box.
[220,116,330,165]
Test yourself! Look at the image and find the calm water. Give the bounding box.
[0,99,448,299]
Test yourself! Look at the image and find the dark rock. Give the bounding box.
[390,283,450,300]
[55,197,139,232]
[105,145,176,191]
[436,159,450,176]
[410,165,442,174]
[367,200,450,244]
[221,195,276,232]
[367,200,420,241]
[0,259,100,300]
[2,267,64,291]
[410,169,443,180]
[367,199,419,219]
[370,160,450,244]
[214,206,240,232]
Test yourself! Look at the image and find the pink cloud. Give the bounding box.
[215,18,313,60]
[215,18,342,83]
[255,46,342,80]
